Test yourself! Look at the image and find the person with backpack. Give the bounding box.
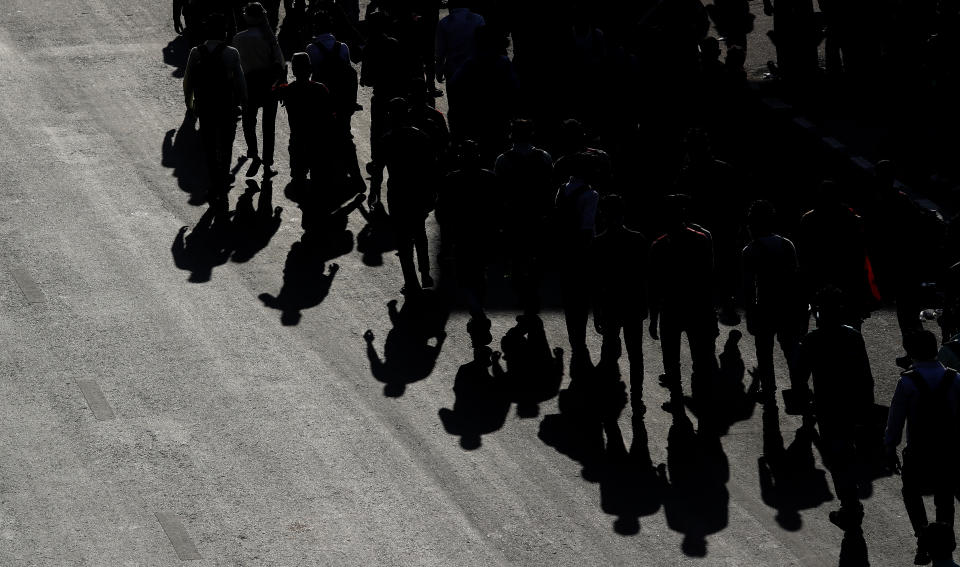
[273,52,335,186]
[795,286,875,535]
[183,13,248,207]
[305,10,366,197]
[232,2,285,178]
[885,330,960,565]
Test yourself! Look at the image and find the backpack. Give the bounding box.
[311,40,358,113]
[905,368,959,463]
[192,42,233,116]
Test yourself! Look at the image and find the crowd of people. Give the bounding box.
[174,0,960,563]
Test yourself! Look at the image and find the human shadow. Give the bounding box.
[492,314,564,418]
[757,405,834,531]
[162,34,189,78]
[713,330,759,433]
[258,193,363,325]
[171,207,234,283]
[364,291,449,397]
[538,369,628,483]
[851,403,895,501]
[231,179,282,263]
[598,415,668,535]
[838,529,870,567]
[161,112,207,206]
[660,386,730,557]
[356,202,397,267]
[438,345,511,450]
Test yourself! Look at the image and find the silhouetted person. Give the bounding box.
[795,286,875,534]
[494,119,553,315]
[865,160,947,368]
[437,140,495,317]
[233,2,284,178]
[885,330,959,565]
[407,77,450,171]
[435,2,485,88]
[273,52,335,185]
[447,25,518,159]
[361,10,417,193]
[762,0,821,82]
[552,119,613,195]
[306,11,359,141]
[742,200,804,404]
[797,181,876,328]
[674,128,744,325]
[555,152,600,379]
[183,14,248,208]
[649,194,718,415]
[706,0,754,49]
[175,0,240,45]
[592,194,648,411]
[373,97,438,295]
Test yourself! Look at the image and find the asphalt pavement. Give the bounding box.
[0,2,952,566]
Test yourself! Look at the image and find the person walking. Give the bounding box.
[232,2,285,177]
[885,330,960,565]
[183,13,248,208]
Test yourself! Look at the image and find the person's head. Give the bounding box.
[243,2,268,27]
[386,96,411,127]
[747,200,777,238]
[558,118,586,154]
[814,286,845,327]
[202,13,229,42]
[922,522,957,561]
[905,330,940,363]
[453,139,481,169]
[291,52,311,81]
[662,193,691,232]
[699,37,720,62]
[600,194,625,228]
[311,10,333,35]
[509,118,534,146]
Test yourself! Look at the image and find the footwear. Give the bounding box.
[428,87,444,97]
[421,274,435,288]
[914,547,931,565]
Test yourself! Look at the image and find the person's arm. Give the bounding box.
[173,0,185,34]
[884,378,909,448]
[183,47,198,110]
[856,334,876,423]
[230,49,248,107]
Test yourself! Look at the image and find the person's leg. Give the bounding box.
[414,215,432,285]
[562,270,590,358]
[901,449,931,537]
[261,98,278,168]
[659,313,682,381]
[623,314,645,407]
[394,220,420,291]
[598,312,623,371]
[754,330,776,399]
[241,101,259,160]
[933,482,956,528]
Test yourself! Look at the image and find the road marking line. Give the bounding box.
[77,380,115,421]
[155,512,202,561]
[11,266,44,304]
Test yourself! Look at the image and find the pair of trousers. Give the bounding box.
[901,446,956,536]
[199,112,239,200]
[241,77,278,166]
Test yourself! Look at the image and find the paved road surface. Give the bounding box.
[0,2,950,565]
